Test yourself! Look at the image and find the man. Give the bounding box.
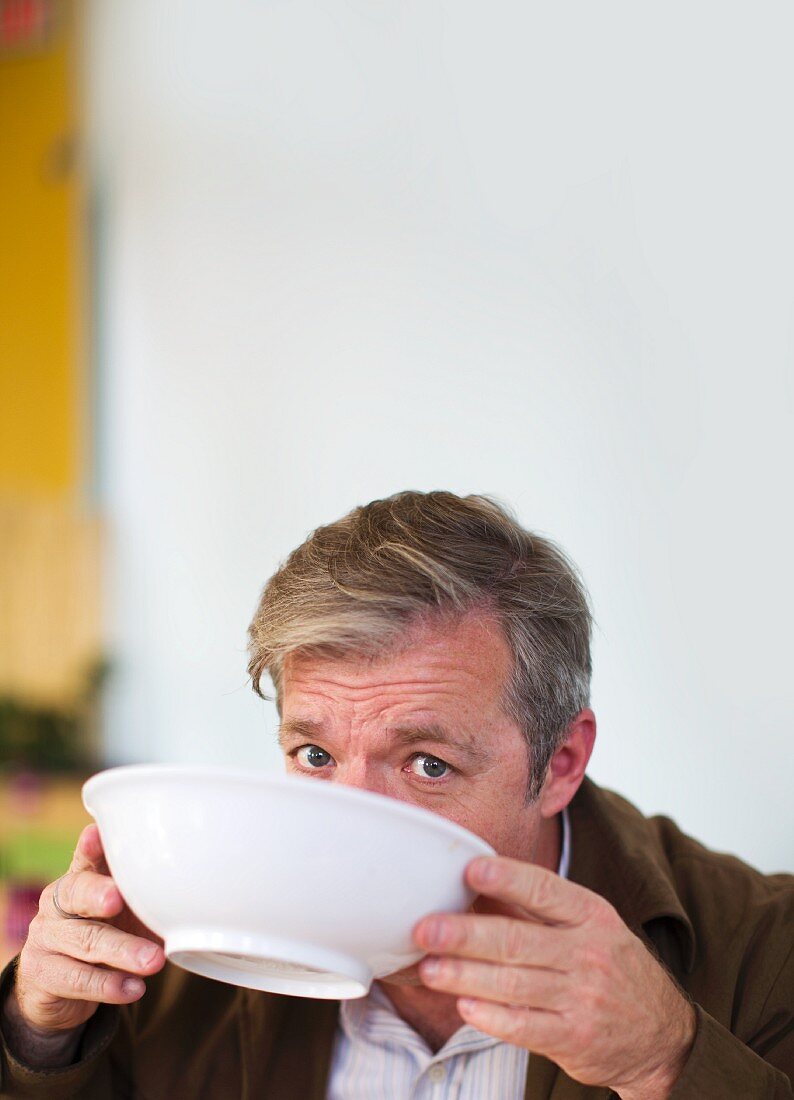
[1,490,792,1098]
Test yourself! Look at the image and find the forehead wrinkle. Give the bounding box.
[285,671,467,694]
[285,649,493,689]
[282,681,471,717]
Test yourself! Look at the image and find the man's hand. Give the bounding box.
[413,856,697,1100]
[3,823,166,1069]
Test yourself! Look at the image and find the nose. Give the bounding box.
[334,758,393,801]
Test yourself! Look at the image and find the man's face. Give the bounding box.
[278,610,542,865]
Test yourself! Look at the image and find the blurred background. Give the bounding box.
[2,0,792,965]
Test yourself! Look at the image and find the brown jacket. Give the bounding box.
[1,776,792,1099]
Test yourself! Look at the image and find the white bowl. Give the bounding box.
[82,764,494,999]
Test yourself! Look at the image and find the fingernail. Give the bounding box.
[122,978,144,997]
[423,918,448,949]
[421,957,440,979]
[137,944,158,966]
[472,858,497,885]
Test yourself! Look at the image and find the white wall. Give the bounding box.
[87,1,794,873]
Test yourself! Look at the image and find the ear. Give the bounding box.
[538,708,596,819]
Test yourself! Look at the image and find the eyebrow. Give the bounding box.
[277,717,491,764]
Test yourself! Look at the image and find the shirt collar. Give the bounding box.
[558,802,572,880]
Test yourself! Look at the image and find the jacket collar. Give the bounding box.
[566,776,696,974]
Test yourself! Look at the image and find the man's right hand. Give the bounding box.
[1,823,166,1066]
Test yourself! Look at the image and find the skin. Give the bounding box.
[3,609,696,1095]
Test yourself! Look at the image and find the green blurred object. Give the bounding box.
[0,830,77,882]
[0,698,84,772]
[0,657,109,774]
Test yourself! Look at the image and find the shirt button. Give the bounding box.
[428,1063,446,1083]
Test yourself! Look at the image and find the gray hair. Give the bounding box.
[247,490,593,801]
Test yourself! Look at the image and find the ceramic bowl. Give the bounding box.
[81,764,494,999]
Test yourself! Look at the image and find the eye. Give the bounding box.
[295,744,334,769]
[408,753,451,781]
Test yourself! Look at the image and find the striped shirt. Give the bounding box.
[327,808,571,1099]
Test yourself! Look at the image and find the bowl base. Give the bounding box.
[166,928,372,999]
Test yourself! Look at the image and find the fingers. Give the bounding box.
[29,954,148,1005]
[14,829,163,1034]
[32,914,164,977]
[18,864,166,1031]
[69,824,110,877]
[42,870,124,922]
[456,998,563,1052]
[414,912,570,970]
[466,856,596,925]
[419,955,570,1010]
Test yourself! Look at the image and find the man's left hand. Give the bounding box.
[413,856,697,1100]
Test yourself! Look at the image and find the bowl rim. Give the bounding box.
[82,763,496,856]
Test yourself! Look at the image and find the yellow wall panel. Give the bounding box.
[0,0,84,496]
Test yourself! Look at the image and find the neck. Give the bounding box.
[377,982,463,1053]
[379,812,563,1051]
[534,806,564,875]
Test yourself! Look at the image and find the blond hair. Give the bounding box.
[247,490,593,800]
